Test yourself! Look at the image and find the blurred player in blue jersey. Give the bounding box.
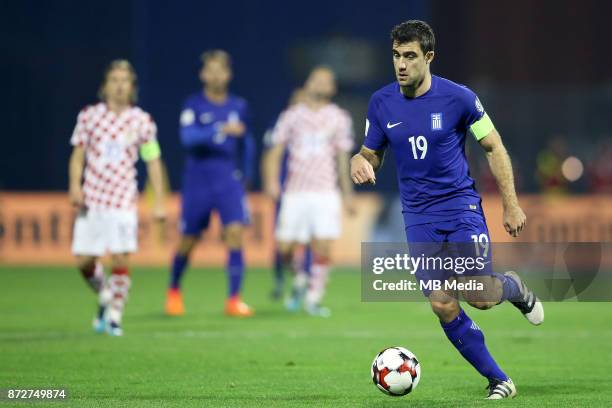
[165,50,255,317]
[262,88,313,301]
[351,21,543,399]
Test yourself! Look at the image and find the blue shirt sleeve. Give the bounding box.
[363,95,388,151]
[457,86,486,130]
[179,100,218,148]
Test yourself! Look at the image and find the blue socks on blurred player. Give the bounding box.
[441,309,509,382]
[169,254,188,289]
[273,250,284,288]
[170,250,244,297]
[228,249,244,298]
[494,273,521,303]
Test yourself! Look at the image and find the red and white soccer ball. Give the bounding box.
[371,346,421,396]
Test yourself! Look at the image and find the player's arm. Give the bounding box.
[264,109,294,200]
[352,96,387,185]
[263,142,284,201]
[350,146,385,185]
[478,128,526,237]
[179,105,218,147]
[68,146,85,209]
[141,139,166,221]
[334,111,357,213]
[180,121,217,147]
[338,152,357,214]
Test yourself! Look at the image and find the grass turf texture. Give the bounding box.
[1,266,611,407]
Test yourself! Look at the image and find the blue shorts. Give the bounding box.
[405,216,493,296]
[180,179,249,236]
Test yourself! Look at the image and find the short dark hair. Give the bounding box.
[390,20,435,54]
[200,49,232,69]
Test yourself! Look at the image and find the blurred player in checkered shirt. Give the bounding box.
[68,60,166,336]
[265,66,355,317]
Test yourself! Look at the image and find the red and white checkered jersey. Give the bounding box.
[70,103,157,211]
[272,102,354,192]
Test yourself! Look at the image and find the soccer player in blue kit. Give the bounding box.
[165,50,255,317]
[351,21,544,399]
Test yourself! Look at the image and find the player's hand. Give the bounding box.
[265,181,281,201]
[69,187,85,209]
[503,205,526,237]
[350,154,376,185]
[221,121,246,137]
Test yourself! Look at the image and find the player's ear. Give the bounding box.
[425,51,435,64]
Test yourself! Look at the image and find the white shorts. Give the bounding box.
[276,191,342,243]
[72,209,138,256]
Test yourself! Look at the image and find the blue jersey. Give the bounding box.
[364,75,489,226]
[178,92,254,232]
[179,92,255,187]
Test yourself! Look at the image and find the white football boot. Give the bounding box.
[106,321,123,337]
[486,378,517,400]
[504,271,544,325]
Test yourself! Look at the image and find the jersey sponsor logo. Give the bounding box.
[475,97,484,114]
[180,109,195,126]
[431,113,443,131]
[386,121,402,129]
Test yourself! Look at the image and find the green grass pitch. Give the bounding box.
[1,265,611,407]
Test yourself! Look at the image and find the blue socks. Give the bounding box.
[494,273,522,303]
[169,254,188,289]
[273,250,284,287]
[303,246,313,276]
[228,249,244,298]
[169,250,245,298]
[441,309,508,382]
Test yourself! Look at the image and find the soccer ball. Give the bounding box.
[371,346,421,396]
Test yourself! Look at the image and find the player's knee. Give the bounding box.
[76,256,96,272]
[277,242,294,263]
[111,254,129,268]
[467,300,496,310]
[177,236,198,256]
[223,225,243,249]
[311,240,331,259]
[430,300,460,321]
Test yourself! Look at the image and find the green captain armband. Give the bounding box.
[470,113,495,141]
[140,140,161,161]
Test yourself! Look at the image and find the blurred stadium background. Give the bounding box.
[1,0,611,266]
[2,2,612,407]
